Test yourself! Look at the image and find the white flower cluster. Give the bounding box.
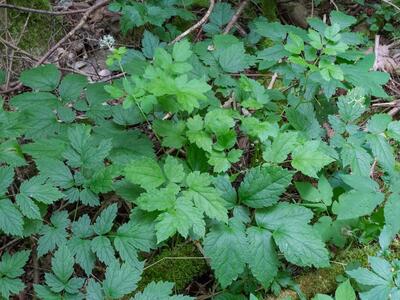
[99,35,116,51]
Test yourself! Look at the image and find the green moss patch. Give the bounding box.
[139,243,208,292]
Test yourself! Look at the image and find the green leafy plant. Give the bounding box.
[1,3,399,299]
[347,256,400,300]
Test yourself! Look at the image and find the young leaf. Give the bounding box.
[184,171,228,223]
[125,158,165,190]
[291,141,335,178]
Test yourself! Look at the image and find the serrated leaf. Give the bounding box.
[20,64,61,91]
[204,220,248,287]
[238,166,293,208]
[103,262,142,299]
[333,190,384,220]
[52,245,74,283]
[59,74,88,102]
[173,39,192,62]
[184,171,228,223]
[273,223,329,268]
[125,158,165,190]
[164,156,185,183]
[16,194,41,219]
[0,250,30,278]
[0,199,24,236]
[19,176,64,204]
[91,236,116,266]
[142,30,160,59]
[335,279,356,300]
[366,114,391,134]
[0,166,13,195]
[37,211,69,256]
[155,196,205,243]
[347,267,389,286]
[36,158,74,189]
[291,141,335,178]
[262,131,298,163]
[136,185,177,212]
[93,203,118,235]
[367,134,395,173]
[246,227,278,288]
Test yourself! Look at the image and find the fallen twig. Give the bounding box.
[223,0,250,34]
[169,0,215,44]
[268,72,278,89]
[388,106,400,116]
[34,0,110,67]
[0,0,111,94]
[0,3,88,15]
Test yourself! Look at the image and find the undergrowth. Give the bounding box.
[0,1,400,299]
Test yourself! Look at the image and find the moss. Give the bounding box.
[5,0,62,54]
[139,243,208,292]
[267,245,384,300]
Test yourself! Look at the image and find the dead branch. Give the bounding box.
[169,0,215,44]
[223,0,250,34]
[0,0,111,94]
[0,3,88,15]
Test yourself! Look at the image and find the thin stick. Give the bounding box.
[34,0,111,67]
[0,36,36,60]
[169,0,215,44]
[223,0,250,34]
[0,3,88,15]
[382,0,400,12]
[389,106,400,116]
[373,35,380,71]
[268,72,278,89]
[0,0,111,94]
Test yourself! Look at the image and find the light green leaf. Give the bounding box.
[291,141,335,178]
[284,33,304,54]
[335,279,356,300]
[273,223,329,268]
[164,156,185,183]
[184,172,228,223]
[173,39,192,62]
[367,114,391,134]
[155,196,205,243]
[136,185,177,212]
[125,158,165,190]
[367,134,395,173]
[262,131,298,163]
